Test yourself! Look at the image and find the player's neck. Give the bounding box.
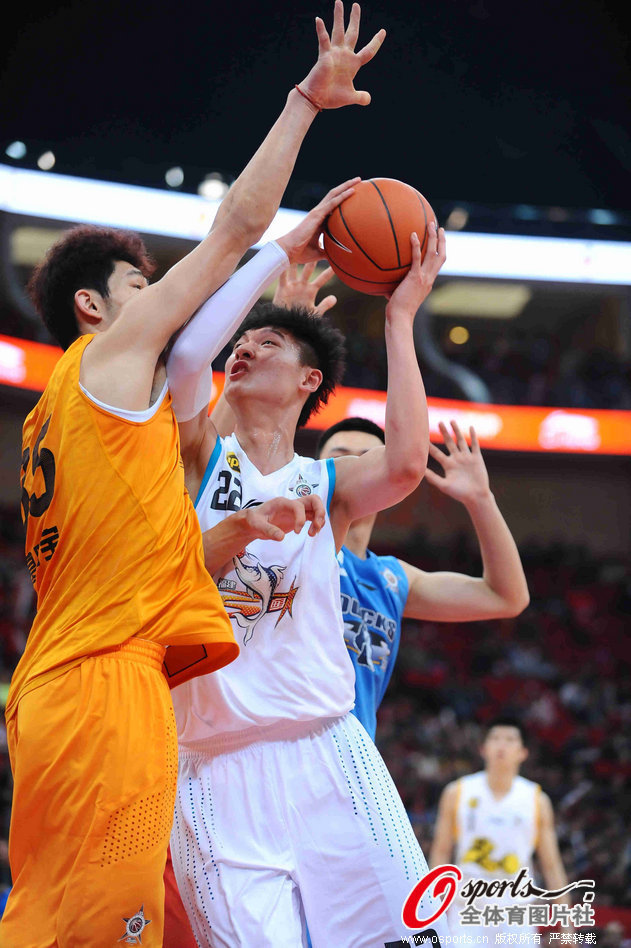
[232,415,297,475]
[485,767,518,798]
[344,516,377,559]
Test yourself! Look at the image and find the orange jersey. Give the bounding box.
[9,333,237,717]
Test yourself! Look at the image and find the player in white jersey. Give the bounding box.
[261,263,529,742]
[163,99,448,948]
[430,718,571,944]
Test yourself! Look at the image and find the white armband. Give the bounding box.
[166,241,288,421]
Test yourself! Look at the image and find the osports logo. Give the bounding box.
[401,866,596,931]
[402,865,462,927]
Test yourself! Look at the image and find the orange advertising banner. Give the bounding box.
[2,334,630,455]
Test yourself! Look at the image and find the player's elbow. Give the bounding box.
[499,587,530,618]
[512,581,531,615]
[516,588,531,614]
[391,456,427,493]
[214,194,269,251]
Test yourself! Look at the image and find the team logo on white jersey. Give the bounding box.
[218,549,298,645]
[118,905,151,944]
[289,472,318,497]
[462,836,521,874]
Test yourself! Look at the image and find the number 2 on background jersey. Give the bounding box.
[20,416,56,530]
[210,470,242,511]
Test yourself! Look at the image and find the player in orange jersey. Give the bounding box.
[1,3,386,943]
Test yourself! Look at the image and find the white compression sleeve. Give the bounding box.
[166,241,289,421]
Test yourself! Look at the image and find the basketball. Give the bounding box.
[322,178,436,295]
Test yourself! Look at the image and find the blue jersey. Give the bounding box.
[338,547,409,739]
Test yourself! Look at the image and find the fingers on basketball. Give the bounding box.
[322,178,436,295]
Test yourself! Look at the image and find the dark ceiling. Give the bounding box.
[2,0,631,230]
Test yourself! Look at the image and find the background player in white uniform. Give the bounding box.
[164,128,448,948]
[430,718,571,943]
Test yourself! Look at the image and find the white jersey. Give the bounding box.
[172,434,356,752]
[455,771,541,883]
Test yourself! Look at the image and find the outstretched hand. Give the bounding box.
[276,177,359,264]
[244,495,327,541]
[386,222,447,316]
[424,422,491,505]
[273,262,337,316]
[299,1,386,110]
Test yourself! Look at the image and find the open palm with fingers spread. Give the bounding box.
[299,1,386,109]
[424,421,491,505]
[273,262,337,316]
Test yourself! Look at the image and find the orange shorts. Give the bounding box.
[0,638,176,948]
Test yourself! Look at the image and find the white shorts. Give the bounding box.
[171,713,450,948]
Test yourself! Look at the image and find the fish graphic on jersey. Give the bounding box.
[218,549,298,645]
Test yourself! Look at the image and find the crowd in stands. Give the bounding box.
[443,333,631,410]
[0,504,629,915]
[326,319,631,410]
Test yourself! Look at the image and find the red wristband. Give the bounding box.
[294,84,322,113]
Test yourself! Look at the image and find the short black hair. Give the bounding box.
[231,302,346,428]
[28,224,155,349]
[317,416,385,457]
[484,716,528,747]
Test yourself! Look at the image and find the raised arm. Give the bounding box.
[329,224,446,548]
[172,178,361,499]
[83,2,386,410]
[399,421,530,622]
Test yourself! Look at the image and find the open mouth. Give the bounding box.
[229,359,249,380]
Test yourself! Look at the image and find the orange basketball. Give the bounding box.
[322,178,436,295]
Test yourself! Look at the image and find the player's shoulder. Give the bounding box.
[515,773,541,792]
[363,550,407,588]
[441,777,464,801]
[23,340,88,440]
[461,770,486,791]
[370,550,399,569]
[287,453,333,501]
[445,778,461,793]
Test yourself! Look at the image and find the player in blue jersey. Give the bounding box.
[317,415,530,738]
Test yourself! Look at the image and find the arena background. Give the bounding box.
[0,0,630,938]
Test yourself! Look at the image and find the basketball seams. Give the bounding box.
[337,204,391,272]
[325,207,408,275]
[324,256,407,289]
[370,180,402,268]
[415,191,430,256]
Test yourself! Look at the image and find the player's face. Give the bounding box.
[319,429,383,460]
[224,326,317,405]
[481,726,528,770]
[100,260,149,326]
